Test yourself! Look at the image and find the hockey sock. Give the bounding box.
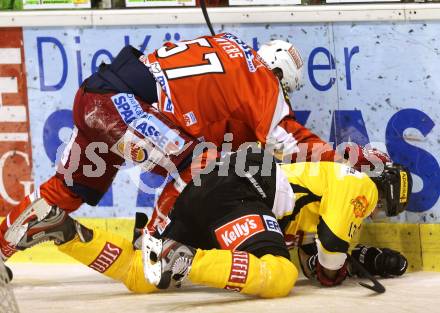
[58,228,157,293]
[188,249,298,298]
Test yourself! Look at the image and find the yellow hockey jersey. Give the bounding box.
[279,162,378,269]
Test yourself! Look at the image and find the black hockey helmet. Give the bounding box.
[372,163,412,217]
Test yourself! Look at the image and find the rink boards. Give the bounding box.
[5,219,440,272]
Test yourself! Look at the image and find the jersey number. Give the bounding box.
[348,222,359,238]
[156,38,224,80]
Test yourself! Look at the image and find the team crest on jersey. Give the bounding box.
[351,195,369,218]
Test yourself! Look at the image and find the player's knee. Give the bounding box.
[259,255,298,298]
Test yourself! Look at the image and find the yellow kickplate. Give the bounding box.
[419,224,440,272]
[357,223,422,272]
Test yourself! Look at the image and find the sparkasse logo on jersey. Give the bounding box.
[111,93,145,125]
[131,114,185,155]
[215,214,265,250]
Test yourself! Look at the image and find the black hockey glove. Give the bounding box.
[351,245,408,278]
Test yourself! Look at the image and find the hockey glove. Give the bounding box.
[351,245,408,278]
[303,253,348,287]
[344,144,391,173]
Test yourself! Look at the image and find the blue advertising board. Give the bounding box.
[22,22,439,221]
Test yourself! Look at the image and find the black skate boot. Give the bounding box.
[2,205,92,284]
[4,197,92,253]
[142,232,196,289]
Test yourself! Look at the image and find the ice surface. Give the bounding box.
[8,264,440,313]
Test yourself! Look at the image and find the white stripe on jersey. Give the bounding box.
[316,238,348,271]
[272,164,295,219]
[61,127,79,167]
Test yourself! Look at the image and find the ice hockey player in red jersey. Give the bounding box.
[0,33,338,260]
[0,33,385,266]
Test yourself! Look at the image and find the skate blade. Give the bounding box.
[4,198,52,245]
[141,231,163,286]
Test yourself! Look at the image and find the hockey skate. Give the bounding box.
[142,232,196,289]
[4,198,91,252]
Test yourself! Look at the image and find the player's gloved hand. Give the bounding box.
[303,253,348,287]
[350,245,408,278]
[344,144,391,173]
[266,125,300,158]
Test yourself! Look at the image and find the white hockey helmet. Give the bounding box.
[258,40,304,92]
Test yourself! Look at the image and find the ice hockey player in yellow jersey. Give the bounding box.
[8,148,412,298]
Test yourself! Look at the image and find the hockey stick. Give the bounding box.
[200,0,216,36]
[348,254,386,294]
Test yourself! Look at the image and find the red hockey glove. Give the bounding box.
[315,259,348,287]
[305,254,348,287]
[344,144,391,173]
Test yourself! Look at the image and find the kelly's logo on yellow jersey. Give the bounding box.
[351,195,369,218]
